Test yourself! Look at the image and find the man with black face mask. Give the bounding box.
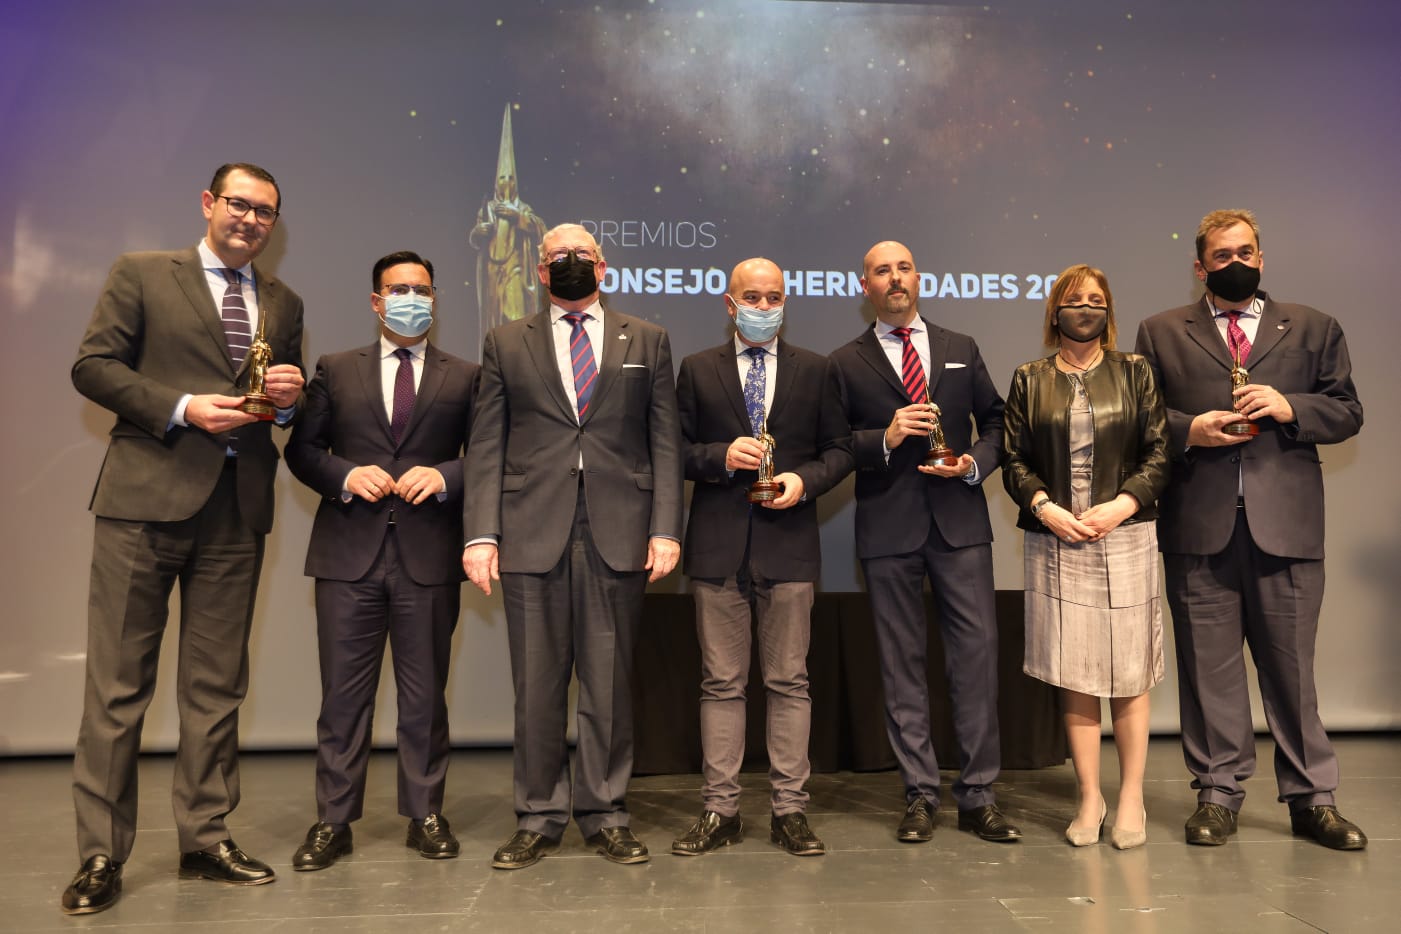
[1136,209,1366,851]
[463,223,683,869]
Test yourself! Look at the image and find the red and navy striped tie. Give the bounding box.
[890,326,927,402]
[563,312,597,417]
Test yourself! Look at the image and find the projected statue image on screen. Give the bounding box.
[471,105,547,331]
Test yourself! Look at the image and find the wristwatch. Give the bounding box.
[1030,498,1052,520]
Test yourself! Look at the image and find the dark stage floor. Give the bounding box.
[5,737,1397,932]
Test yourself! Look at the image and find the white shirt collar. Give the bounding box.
[379,334,426,359]
[198,239,253,279]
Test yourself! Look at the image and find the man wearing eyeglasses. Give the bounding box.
[285,251,480,871]
[463,223,683,869]
[64,164,305,914]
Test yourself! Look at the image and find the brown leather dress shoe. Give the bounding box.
[1290,805,1367,851]
[585,826,650,864]
[770,812,826,856]
[958,804,1022,842]
[292,822,353,871]
[492,829,561,870]
[1184,802,1237,846]
[178,840,275,884]
[407,813,460,859]
[671,810,744,855]
[60,855,122,915]
[897,798,936,843]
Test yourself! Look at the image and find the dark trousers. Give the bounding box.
[73,463,263,860]
[860,531,1001,811]
[500,485,647,839]
[313,527,460,824]
[1166,508,1337,811]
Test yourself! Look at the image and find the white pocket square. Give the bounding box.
[622,363,647,369]
[944,362,967,369]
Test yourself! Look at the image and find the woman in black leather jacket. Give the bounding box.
[1003,264,1169,850]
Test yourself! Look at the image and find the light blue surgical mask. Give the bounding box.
[732,300,784,344]
[382,293,434,338]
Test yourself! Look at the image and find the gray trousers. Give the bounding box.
[692,573,813,816]
[73,464,263,860]
[1166,508,1338,812]
[500,484,646,839]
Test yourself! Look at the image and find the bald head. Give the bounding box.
[861,240,919,325]
[726,257,786,346]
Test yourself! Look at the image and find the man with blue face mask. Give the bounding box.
[284,251,481,870]
[671,258,853,857]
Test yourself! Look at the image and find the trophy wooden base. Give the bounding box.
[925,446,959,467]
[240,393,277,422]
[1223,420,1259,437]
[748,481,780,503]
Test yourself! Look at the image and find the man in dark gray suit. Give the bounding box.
[463,223,683,869]
[670,258,852,858]
[1136,209,1366,850]
[828,240,1020,845]
[285,251,480,871]
[65,163,305,914]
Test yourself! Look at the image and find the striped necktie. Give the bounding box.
[562,312,598,417]
[890,326,927,402]
[219,268,252,369]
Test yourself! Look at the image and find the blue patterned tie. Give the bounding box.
[743,346,766,436]
[562,312,597,417]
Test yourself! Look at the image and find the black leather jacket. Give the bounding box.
[1003,351,1169,532]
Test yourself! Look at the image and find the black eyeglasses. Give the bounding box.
[217,195,279,226]
[381,284,437,298]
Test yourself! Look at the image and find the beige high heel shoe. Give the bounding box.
[1110,807,1148,850]
[1065,798,1107,846]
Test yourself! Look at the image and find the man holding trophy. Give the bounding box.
[671,258,852,857]
[829,240,1020,845]
[1135,209,1367,850]
[65,163,305,914]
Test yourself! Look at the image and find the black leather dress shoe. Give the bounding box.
[292,822,353,871]
[60,855,122,915]
[897,798,936,843]
[671,810,744,855]
[770,812,826,856]
[178,840,275,884]
[407,813,460,859]
[1290,805,1367,851]
[1184,802,1237,845]
[585,826,650,864]
[492,829,561,870]
[958,804,1022,842]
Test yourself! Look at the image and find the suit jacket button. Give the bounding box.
[1230,454,1240,463]
[569,467,578,477]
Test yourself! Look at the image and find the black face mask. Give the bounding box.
[547,251,598,301]
[1054,303,1109,344]
[1205,261,1260,303]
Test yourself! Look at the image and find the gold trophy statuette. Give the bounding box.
[747,418,780,503]
[239,317,276,421]
[924,401,959,466]
[1224,362,1259,437]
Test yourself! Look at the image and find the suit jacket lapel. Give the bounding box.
[401,343,448,444]
[524,310,576,421]
[1245,294,1290,368]
[584,310,628,425]
[172,249,237,375]
[716,343,751,432]
[356,344,395,441]
[923,317,949,399]
[854,325,908,400]
[767,340,798,425]
[1185,296,1235,372]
